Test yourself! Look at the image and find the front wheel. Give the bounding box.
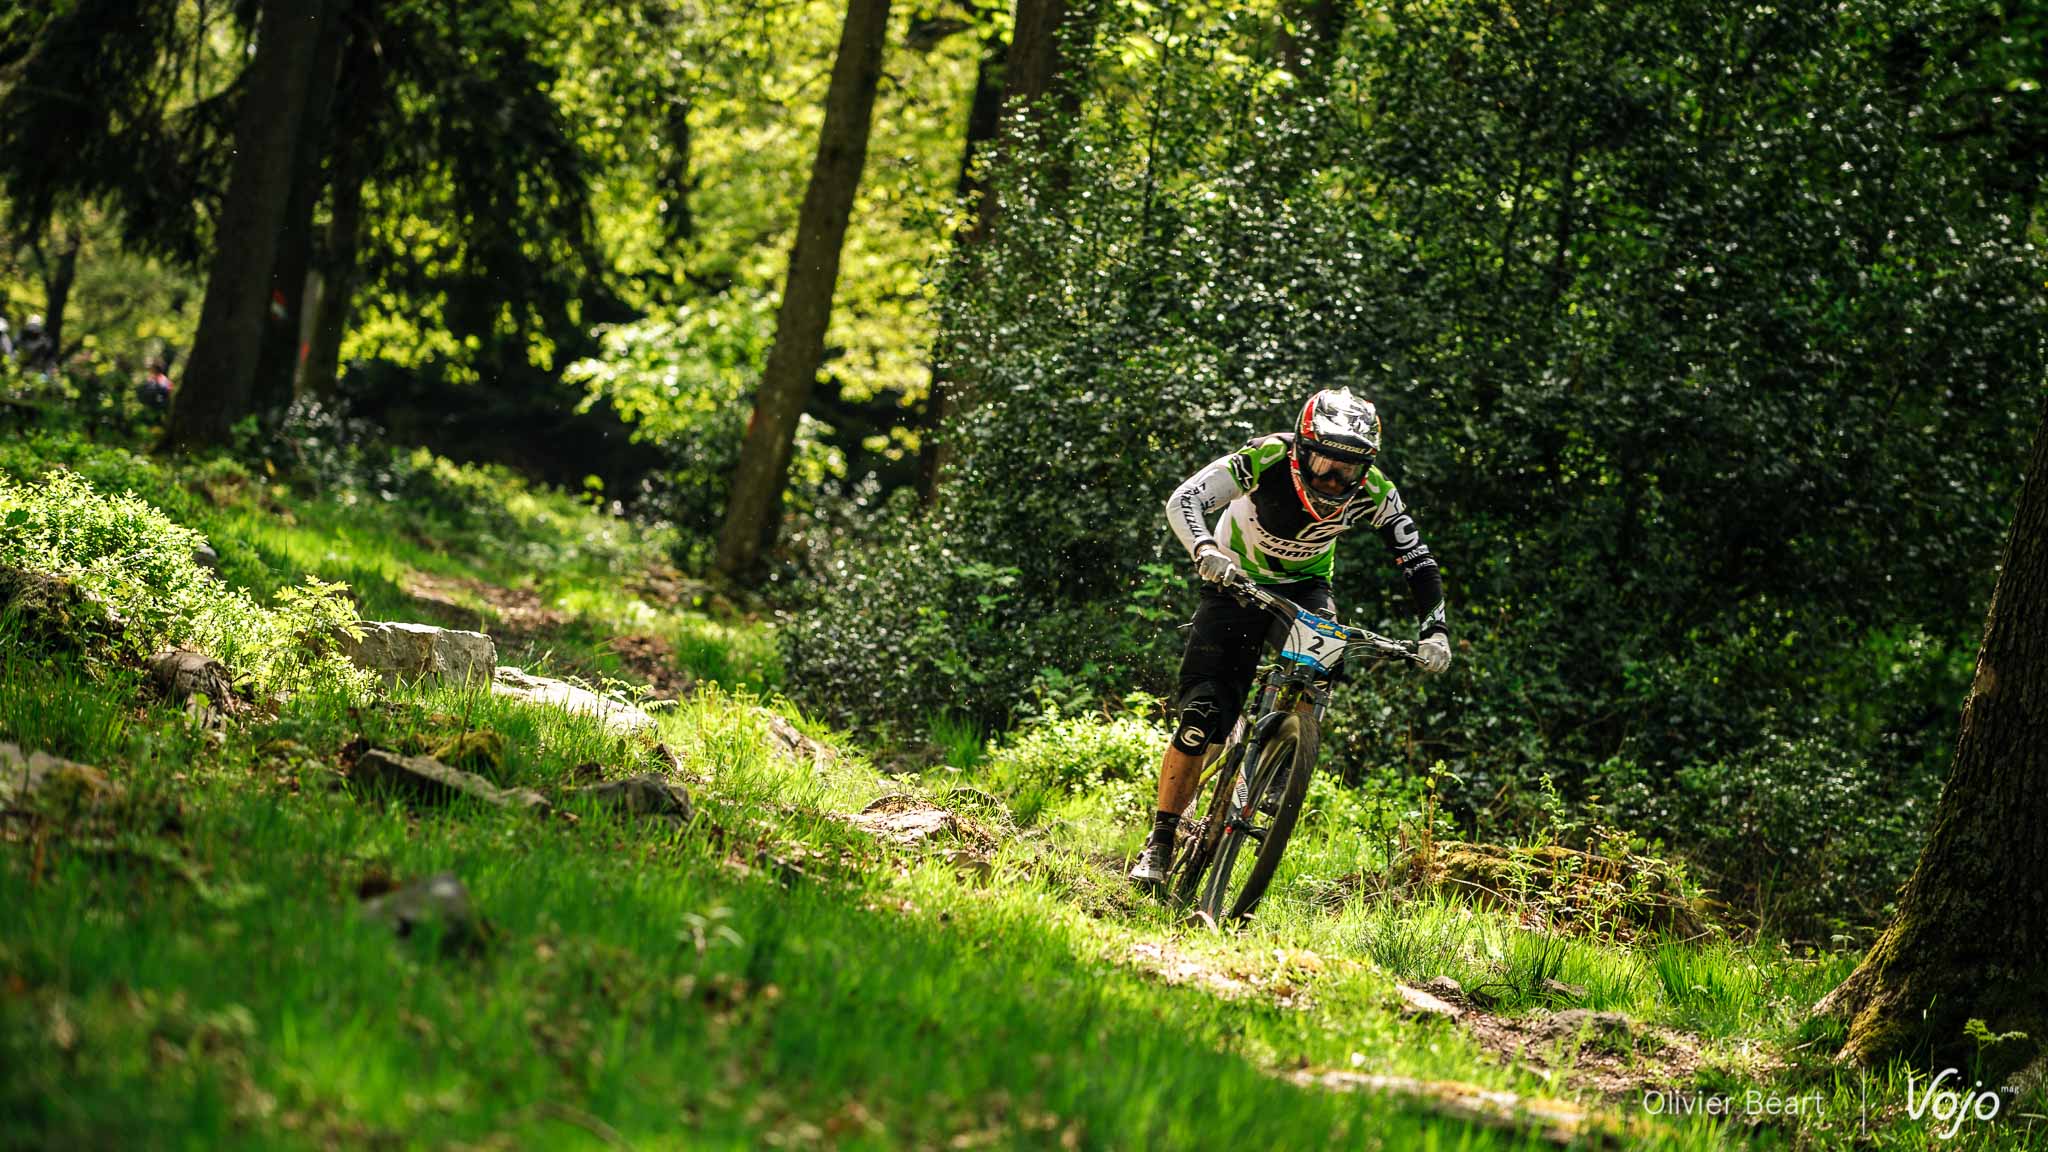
[1194,712,1318,924]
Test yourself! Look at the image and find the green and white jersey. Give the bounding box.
[1166,433,1448,637]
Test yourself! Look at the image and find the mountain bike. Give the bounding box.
[1168,576,1421,925]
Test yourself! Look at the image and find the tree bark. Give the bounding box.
[299,7,386,399]
[969,0,1096,239]
[163,0,329,450]
[1817,399,2048,1078]
[924,0,1095,504]
[33,225,80,364]
[251,0,349,422]
[919,31,1008,505]
[1274,0,1346,75]
[714,0,893,578]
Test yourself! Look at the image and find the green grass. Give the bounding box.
[5,428,2045,1150]
[2,657,1581,1150]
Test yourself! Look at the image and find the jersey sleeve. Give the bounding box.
[1165,452,1247,559]
[1362,470,1448,639]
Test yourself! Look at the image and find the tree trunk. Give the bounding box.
[919,31,1008,505]
[35,226,80,363]
[251,0,349,422]
[1274,0,1345,74]
[925,0,1095,503]
[714,0,892,578]
[970,0,1096,238]
[299,7,386,399]
[163,0,329,450]
[1817,400,2048,1079]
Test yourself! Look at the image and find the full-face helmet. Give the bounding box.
[1289,388,1380,520]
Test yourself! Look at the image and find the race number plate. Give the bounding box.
[1280,608,1346,672]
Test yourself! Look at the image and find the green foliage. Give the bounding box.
[567,296,843,555]
[797,0,2048,938]
[982,705,1165,800]
[1595,723,1940,936]
[0,470,367,697]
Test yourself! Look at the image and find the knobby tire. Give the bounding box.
[1192,712,1318,924]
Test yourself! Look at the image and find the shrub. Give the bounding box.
[982,707,1167,818]
[0,470,369,698]
[1591,722,1937,939]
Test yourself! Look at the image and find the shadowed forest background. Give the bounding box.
[5,0,2048,1145]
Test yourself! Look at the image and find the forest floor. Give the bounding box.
[2,428,2042,1150]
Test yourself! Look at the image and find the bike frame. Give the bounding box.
[1183,577,1420,919]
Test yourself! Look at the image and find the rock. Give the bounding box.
[939,847,994,883]
[851,800,959,846]
[570,772,693,827]
[350,748,551,815]
[1424,841,1711,939]
[1422,976,1468,1004]
[338,622,497,687]
[491,666,655,735]
[360,872,484,952]
[1538,1009,1641,1053]
[763,711,835,771]
[148,648,239,714]
[0,742,124,812]
[1396,982,1466,1020]
[1540,978,1588,1002]
[191,542,219,571]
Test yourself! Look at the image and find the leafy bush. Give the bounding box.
[978,707,1167,823]
[1594,723,1939,938]
[784,498,1183,729]
[0,471,368,698]
[789,0,2042,935]
[570,296,843,563]
[984,707,1166,797]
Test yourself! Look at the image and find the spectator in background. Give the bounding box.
[138,357,174,410]
[18,316,53,369]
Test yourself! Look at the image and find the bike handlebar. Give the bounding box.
[1222,575,1423,666]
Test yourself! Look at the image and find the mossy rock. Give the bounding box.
[1419,841,1713,939]
[0,565,125,658]
[430,730,509,781]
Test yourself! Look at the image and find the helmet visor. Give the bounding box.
[1304,451,1366,497]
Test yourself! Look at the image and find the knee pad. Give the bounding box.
[1172,682,1233,753]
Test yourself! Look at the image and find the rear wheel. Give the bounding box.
[1195,712,1318,924]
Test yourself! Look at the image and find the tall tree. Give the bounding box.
[250,0,349,420]
[1815,400,2048,1075]
[918,19,1008,503]
[163,0,330,450]
[922,0,1096,502]
[715,0,894,577]
[1273,0,1346,75]
[25,220,81,362]
[298,11,386,399]
[968,0,1090,237]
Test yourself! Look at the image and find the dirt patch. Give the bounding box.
[1288,1069,1646,1147]
[402,571,568,637]
[1124,941,1262,999]
[605,633,696,700]
[1401,980,1707,1102]
[633,565,747,618]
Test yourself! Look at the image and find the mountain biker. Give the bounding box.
[1129,387,1451,889]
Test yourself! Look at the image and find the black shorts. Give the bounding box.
[1172,578,1336,749]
